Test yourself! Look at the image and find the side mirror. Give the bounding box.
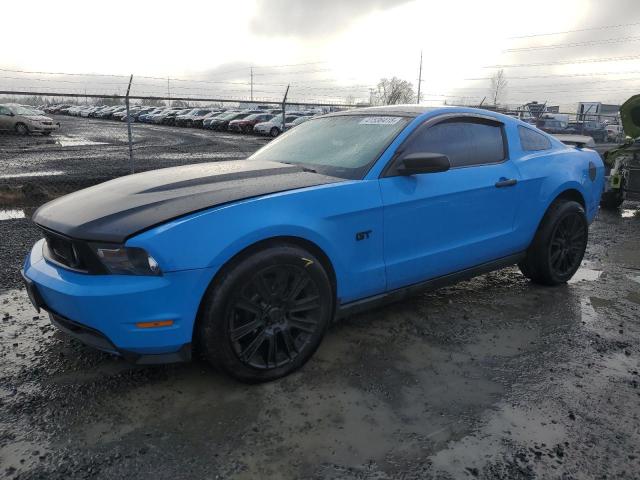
[397,152,450,175]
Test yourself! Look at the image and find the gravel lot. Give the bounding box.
[1,117,639,479]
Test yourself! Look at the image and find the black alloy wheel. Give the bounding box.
[548,213,586,278]
[228,264,322,370]
[519,200,588,285]
[198,244,333,382]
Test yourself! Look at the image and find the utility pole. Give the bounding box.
[250,67,254,102]
[125,74,135,173]
[281,84,290,134]
[416,50,423,104]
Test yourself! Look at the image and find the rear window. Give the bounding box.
[519,126,551,151]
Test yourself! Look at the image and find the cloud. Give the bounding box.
[250,0,411,38]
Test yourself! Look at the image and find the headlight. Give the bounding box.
[90,244,162,276]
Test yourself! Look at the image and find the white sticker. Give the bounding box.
[358,116,401,125]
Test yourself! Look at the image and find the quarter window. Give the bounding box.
[403,119,506,167]
[519,126,551,151]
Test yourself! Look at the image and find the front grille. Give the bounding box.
[49,312,117,353]
[40,228,107,274]
[43,231,84,270]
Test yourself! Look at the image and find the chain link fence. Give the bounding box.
[0,89,626,220]
[0,92,359,214]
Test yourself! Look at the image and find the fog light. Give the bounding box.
[136,320,174,329]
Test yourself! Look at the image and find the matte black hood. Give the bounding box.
[33,160,342,243]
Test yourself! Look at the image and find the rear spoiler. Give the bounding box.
[553,134,595,149]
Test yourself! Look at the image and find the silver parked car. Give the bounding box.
[0,104,60,135]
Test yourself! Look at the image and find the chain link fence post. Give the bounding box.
[125,74,135,173]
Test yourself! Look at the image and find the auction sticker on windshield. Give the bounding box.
[358,116,402,125]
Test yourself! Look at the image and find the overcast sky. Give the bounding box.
[2,0,639,108]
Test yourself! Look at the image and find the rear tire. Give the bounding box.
[198,244,333,383]
[519,200,588,286]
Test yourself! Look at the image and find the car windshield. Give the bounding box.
[14,106,39,116]
[248,114,410,179]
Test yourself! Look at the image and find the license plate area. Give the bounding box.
[21,269,43,313]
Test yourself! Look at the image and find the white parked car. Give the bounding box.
[254,114,301,136]
[0,103,60,135]
[285,116,310,130]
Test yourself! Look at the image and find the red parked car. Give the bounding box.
[228,113,274,133]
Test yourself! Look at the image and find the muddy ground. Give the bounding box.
[1,116,639,479]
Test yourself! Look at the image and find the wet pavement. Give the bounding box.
[1,118,640,479]
[0,115,268,204]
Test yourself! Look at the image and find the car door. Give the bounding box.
[379,115,522,291]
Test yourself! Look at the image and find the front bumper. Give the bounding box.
[29,122,60,132]
[23,239,215,363]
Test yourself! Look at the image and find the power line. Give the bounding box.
[465,70,640,81]
[0,67,130,78]
[454,85,640,95]
[0,75,126,86]
[486,53,640,69]
[253,68,333,76]
[455,76,640,90]
[0,61,329,82]
[504,35,640,52]
[0,90,358,107]
[508,20,640,39]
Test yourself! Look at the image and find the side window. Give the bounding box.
[519,126,551,151]
[0,106,11,116]
[403,119,506,167]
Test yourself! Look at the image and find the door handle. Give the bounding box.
[495,178,517,188]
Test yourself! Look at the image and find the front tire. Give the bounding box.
[519,200,588,286]
[198,244,333,383]
[270,127,280,137]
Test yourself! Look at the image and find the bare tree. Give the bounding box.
[171,99,190,108]
[143,98,165,107]
[490,69,507,106]
[375,77,415,105]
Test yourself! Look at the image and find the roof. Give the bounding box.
[325,104,440,117]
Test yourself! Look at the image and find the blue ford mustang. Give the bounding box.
[22,106,604,382]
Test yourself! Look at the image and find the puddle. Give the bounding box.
[0,209,25,220]
[0,170,64,179]
[0,438,51,475]
[55,135,108,147]
[568,264,603,283]
[621,209,637,218]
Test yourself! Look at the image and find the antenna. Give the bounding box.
[417,50,423,104]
